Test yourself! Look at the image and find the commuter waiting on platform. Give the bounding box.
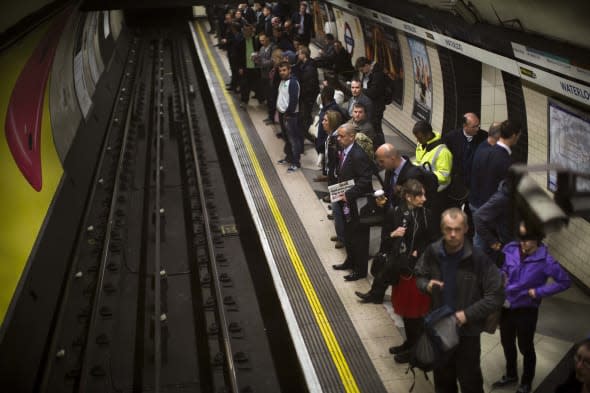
[470,119,521,249]
[355,144,426,303]
[331,123,375,281]
[347,102,375,143]
[415,208,504,393]
[355,56,386,147]
[276,61,302,172]
[442,112,487,207]
[346,79,373,123]
[294,46,319,143]
[322,109,345,249]
[314,87,347,182]
[492,224,571,393]
[413,120,453,228]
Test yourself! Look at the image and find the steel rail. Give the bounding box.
[37,37,141,392]
[176,39,240,392]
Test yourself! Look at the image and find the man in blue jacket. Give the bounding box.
[493,224,571,393]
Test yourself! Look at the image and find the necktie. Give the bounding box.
[339,151,346,169]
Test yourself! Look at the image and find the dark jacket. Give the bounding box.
[338,143,375,216]
[380,202,434,269]
[501,242,571,309]
[291,11,313,43]
[362,62,386,114]
[469,143,512,208]
[473,180,515,249]
[294,59,319,103]
[443,128,487,189]
[383,158,424,206]
[415,239,504,335]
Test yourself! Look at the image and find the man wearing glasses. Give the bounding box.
[442,112,487,207]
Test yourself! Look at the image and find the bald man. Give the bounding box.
[375,143,424,208]
[442,113,488,204]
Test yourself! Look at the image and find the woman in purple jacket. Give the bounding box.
[492,224,571,393]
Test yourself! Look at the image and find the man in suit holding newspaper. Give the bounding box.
[331,123,375,281]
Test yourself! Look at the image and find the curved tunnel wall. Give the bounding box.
[0,7,129,388]
[317,0,590,288]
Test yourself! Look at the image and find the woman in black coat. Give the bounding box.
[387,179,435,363]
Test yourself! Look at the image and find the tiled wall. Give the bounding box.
[480,64,508,129]
[383,32,444,141]
[522,84,590,288]
[428,43,444,135]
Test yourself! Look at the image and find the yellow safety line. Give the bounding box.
[195,23,360,393]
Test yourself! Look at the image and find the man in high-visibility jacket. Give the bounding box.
[412,120,453,227]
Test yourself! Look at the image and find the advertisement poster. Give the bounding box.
[332,6,365,66]
[407,36,432,122]
[548,98,590,193]
[361,20,404,107]
[311,1,337,48]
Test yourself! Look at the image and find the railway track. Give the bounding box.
[38,28,280,393]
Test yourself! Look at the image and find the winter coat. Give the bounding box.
[501,242,571,309]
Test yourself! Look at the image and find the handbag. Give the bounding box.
[370,252,387,276]
[356,193,385,226]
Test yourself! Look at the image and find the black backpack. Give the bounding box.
[406,305,458,391]
[417,161,439,201]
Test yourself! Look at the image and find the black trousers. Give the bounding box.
[403,317,424,349]
[344,218,369,276]
[239,68,260,103]
[500,307,539,385]
[433,335,483,393]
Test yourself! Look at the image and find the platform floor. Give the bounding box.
[194,20,590,393]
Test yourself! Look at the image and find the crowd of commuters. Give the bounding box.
[206,4,582,392]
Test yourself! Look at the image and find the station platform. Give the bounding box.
[190,19,590,393]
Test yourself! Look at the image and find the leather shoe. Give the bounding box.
[332,262,352,270]
[389,342,409,355]
[355,291,384,304]
[344,272,366,281]
[334,241,344,249]
[491,375,518,388]
[330,235,338,242]
[516,384,531,393]
[394,350,411,364]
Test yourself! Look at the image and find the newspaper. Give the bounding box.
[328,179,355,203]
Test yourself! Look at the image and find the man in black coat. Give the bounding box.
[294,46,319,142]
[291,1,313,45]
[331,123,375,281]
[443,112,487,206]
[355,57,386,147]
[355,143,427,303]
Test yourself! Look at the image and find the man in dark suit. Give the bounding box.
[355,143,426,303]
[331,123,375,281]
[443,112,487,206]
[470,119,521,250]
[355,57,386,147]
[291,1,313,45]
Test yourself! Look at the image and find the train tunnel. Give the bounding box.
[1,0,589,392]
